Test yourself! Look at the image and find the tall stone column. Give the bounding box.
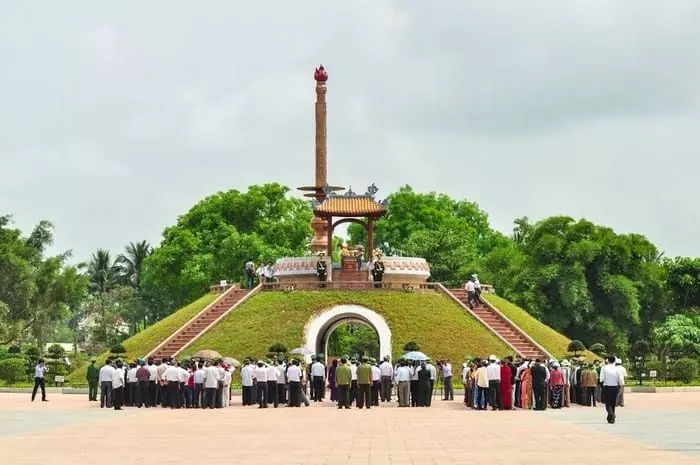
[309,65,330,253]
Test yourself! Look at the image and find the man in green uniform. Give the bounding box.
[335,357,352,410]
[357,356,373,409]
[87,358,99,401]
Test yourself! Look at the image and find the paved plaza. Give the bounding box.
[1,392,700,465]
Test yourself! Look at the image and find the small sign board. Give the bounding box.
[649,370,657,378]
[54,375,65,383]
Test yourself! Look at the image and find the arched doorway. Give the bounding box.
[303,305,392,362]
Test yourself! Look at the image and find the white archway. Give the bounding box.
[303,305,392,362]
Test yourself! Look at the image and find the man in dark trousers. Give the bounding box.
[316,252,328,287]
[86,358,99,401]
[335,357,352,409]
[530,358,548,411]
[356,357,373,409]
[135,359,151,408]
[600,355,623,424]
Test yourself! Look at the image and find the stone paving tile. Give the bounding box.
[1,393,699,465]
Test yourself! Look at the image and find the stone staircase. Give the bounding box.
[148,286,258,360]
[447,288,549,359]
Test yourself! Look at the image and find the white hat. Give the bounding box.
[552,362,560,368]
[488,355,496,361]
[561,360,570,367]
[472,274,478,278]
[615,357,622,365]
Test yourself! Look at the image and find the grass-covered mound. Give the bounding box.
[485,295,598,360]
[183,291,512,363]
[66,293,217,384]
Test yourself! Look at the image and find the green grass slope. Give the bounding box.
[484,295,598,360]
[66,293,217,384]
[183,291,512,363]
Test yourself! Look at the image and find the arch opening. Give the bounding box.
[303,305,392,362]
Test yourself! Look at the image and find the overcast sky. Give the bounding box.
[2,1,700,262]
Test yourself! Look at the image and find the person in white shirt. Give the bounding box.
[203,361,222,409]
[256,265,266,286]
[461,362,471,406]
[379,356,393,402]
[254,361,269,408]
[240,360,255,406]
[111,360,125,410]
[409,361,420,407]
[222,365,233,407]
[163,361,182,409]
[310,357,326,402]
[126,363,138,407]
[441,360,454,401]
[277,362,287,404]
[472,274,484,304]
[31,359,49,403]
[486,356,502,410]
[425,360,437,406]
[465,279,477,309]
[395,360,412,407]
[147,358,158,407]
[193,364,205,408]
[350,359,359,406]
[371,359,381,406]
[266,361,279,407]
[615,358,627,407]
[99,360,115,408]
[286,359,303,407]
[600,356,624,424]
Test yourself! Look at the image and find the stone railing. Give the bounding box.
[261,281,440,292]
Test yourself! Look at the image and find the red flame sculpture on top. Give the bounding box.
[314,65,328,82]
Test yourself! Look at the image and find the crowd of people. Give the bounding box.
[460,355,627,423]
[80,351,626,423]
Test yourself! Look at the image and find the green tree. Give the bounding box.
[116,241,152,289]
[0,216,87,347]
[567,340,586,356]
[47,344,66,360]
[141,184,312,314]
[86,249,120,294]
[403,341,421,352]
[589,343,606,356]
[666,257,700,310]
[653,314,700,359]
[0,357,25,385]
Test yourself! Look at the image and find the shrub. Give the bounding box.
[403,341,420,352]
[567,340,586,356]
[7,345,21,354]
[0,357,26,385]
[110,343,126,356]
[268,343,288,354]
[589,343,606,356]
[47,344,66,360]
[670,358,699,384]
[25,346,42,362]
[645,360,665,380]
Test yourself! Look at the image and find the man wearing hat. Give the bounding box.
[316,251,328,286]
[615,358,627,407]
[472,274,484,305]
[86,358,99,402]
[356,356,373,409]
[335,357,352,409]
[370,250,385,289]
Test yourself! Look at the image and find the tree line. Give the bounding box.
[2,183,699,368]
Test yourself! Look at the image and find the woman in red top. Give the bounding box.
[549,363,566,409]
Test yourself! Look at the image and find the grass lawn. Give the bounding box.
[65,293,217,384]
[484,294,598,360]
[183,291,512,363]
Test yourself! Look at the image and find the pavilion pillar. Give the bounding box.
[326,217,333,278]
[368,218,374,260]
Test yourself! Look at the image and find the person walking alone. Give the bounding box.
[31,359,48,402]
[600,356,624,424]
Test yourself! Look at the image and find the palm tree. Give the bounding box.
[86,249,120,293]
[116,241,152,288]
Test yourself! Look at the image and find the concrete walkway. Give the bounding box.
[1,392,699,465]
